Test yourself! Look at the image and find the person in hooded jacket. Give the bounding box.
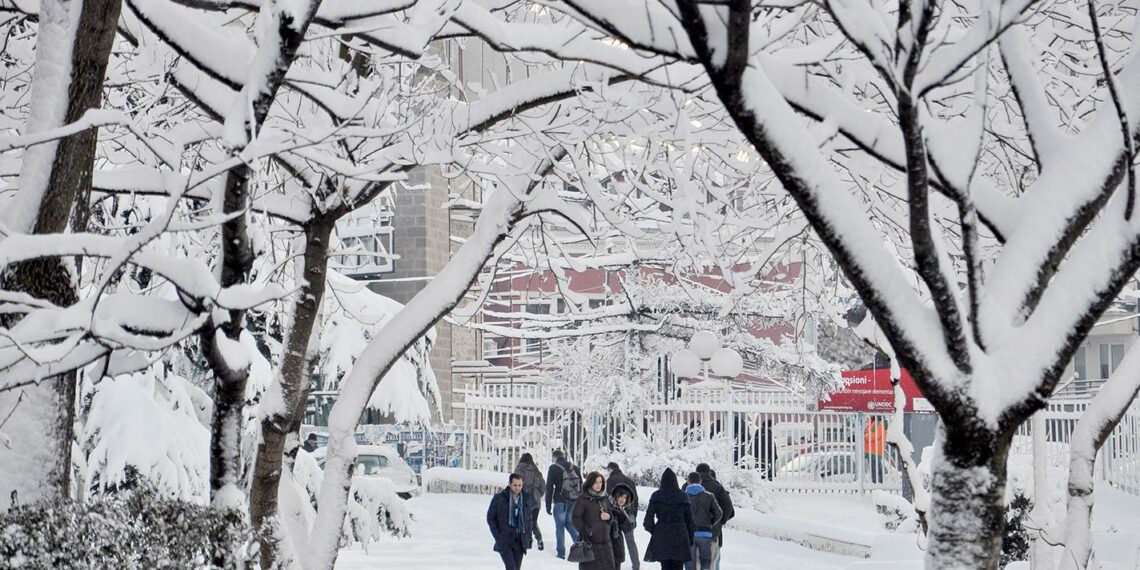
[643,468,694,570]
[683,464,734,570]
[605,462,640,570]
[683,472,722,570]
[513,453,546,550]
[571,471,619,570]
[610,485,636,569]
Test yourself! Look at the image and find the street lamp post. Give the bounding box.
[671,331,744,388]
[671,331,744,444]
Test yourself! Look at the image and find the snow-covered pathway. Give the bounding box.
[336,493,856,569]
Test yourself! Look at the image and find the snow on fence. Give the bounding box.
[461,384,903,494]
[1011,401,1140,495]
[421,467,508,495]
[461,384,1140,496]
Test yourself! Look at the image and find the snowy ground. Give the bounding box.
[335,486,1140,569]
[336,493,857,569]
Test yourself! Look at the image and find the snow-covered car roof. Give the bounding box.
[354,444,402,457]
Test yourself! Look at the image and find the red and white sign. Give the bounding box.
[818,368,933,413]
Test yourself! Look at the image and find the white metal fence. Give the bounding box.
[461,383,903,493]
[461,384,1140,496]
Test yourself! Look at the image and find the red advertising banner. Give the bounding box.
[818,368,935,413]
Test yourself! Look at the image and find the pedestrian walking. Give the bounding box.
[487,474,533,570]
[643,468,694,570]
[571,471,620,570]
[610,485,636,569]
[514,453,546,551]
[605,462,640,570]
[692,464,733,570]
[683,472,722,570]
[546,449,582,558]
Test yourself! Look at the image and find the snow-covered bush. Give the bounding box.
[344,478,414,544]
[873,490,918,533]
[287,449,413,548]
[590,433,774,512]
[80,367,210,502]
[1002,491,1033,567]
[0,489,248,569]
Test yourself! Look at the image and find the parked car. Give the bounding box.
[776,448,899,483]
[316,444,420,499]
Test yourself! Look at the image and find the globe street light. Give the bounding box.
[671,331,744,385]
[670,331,744,445]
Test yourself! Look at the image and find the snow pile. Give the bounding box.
[422,467,510,493]
[872,491,918,533]
[726,504,879,558]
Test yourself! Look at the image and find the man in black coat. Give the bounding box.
[693,464,733,570]
[487,474,533,570]
[606,462,640,570]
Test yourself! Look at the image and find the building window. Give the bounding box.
[525,303,551,315]
[1099,343,1125,378]
[1074,347,1086,380]
[334,215,395,277]
[525,336,543,357]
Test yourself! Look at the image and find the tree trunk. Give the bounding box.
[201,161,257,508]
[0,0,121,508]
[1058,345,1140,569]
[201,0,321,509]
[926,425,1015,569]
[304,175,538,570]
[250,219,333,569]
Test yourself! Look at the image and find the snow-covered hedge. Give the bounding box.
[0,491,248,568]
[422,467,508,494]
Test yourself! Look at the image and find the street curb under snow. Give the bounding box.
[725,509,876,558]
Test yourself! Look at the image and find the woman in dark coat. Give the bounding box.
[643,468,694,570]
[571,471,618,570]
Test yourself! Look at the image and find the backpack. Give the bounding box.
[557,462,582,502]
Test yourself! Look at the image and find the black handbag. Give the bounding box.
[567,539,595,563]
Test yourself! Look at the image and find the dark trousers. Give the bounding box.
[529,506,543,544]
[660,561,685,570]
[499,538,525,570]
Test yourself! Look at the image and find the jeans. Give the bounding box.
[529,506,543,545]
[714,535,722,570]
[552,501,579,557]
[685,536,715,570]
[623,528,640,570]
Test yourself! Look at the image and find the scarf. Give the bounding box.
[508,492,526,533]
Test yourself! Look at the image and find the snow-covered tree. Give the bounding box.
[469,0,1140,566]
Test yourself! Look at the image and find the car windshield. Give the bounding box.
[355,455,390,475]
[781,454,825,472]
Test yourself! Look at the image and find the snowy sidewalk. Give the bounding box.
[336,493,857,569]
[726,493,883,558]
